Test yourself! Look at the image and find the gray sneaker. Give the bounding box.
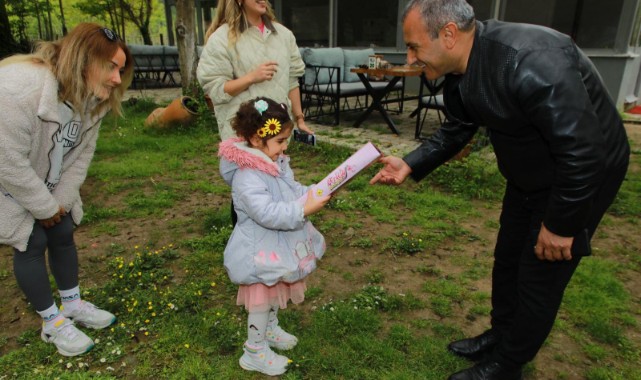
[41,318,94,356]
[266,325,298,350]
[61,301,116,329]
[239,341,289,376]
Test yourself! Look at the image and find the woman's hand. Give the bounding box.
[38,205,67,229]
[226,61,280,96]
[250,61,279,84]
[296,120,314,134]
[303,189,331,217]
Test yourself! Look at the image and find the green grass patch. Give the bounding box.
[1,99,639,379]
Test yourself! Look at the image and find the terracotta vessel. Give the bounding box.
[204,95,215,113]
[145,96,200,128]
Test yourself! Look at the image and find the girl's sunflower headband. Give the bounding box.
[254,100,284,138]
[257,118,281,138]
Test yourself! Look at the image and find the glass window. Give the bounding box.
[337,0,398,47]
[280,0,329,47]
[502,0,557,25]
[633,3,641,47]
[467,0,493,21]
[572,0,624,49]
[501,0,624,49]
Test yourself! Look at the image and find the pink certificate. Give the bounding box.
[301,142,381,202]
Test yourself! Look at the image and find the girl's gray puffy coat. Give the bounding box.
[218,139,325,286]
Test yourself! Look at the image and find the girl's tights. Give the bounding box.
[247,308,270,346]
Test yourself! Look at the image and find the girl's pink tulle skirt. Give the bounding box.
[237,280,307,312]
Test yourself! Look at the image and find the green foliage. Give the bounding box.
[350,237,374,248]
[81,204,119,224]
[7,0,170,45]
[428,149,505,201]
[122,97,158,115]
[385,324,413,353]
[201,207,234,231]
[202,308,244,355]
[563,258,633,345]
[316,300,381,336]
[340,285,425,313]
[386,231,426,255]
[423,278,468,318]
[349,285,389,311]
[608,147,641,218]
[183,227,232,254]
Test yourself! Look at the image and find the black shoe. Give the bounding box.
[448,330,501,361]
[448,360,522,380]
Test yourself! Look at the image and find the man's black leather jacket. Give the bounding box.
[404,20,629,237]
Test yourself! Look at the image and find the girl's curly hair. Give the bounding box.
[232,96,293,142]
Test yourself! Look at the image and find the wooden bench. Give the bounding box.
[299,47,405,125]
[128,44,180,89]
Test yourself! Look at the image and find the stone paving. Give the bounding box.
[124,87,442,156]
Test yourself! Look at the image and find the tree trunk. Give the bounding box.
[45,0,54,40]
[35,0,43,39]
[119,2,126,41]
[58,0,67,35]
[118,0,153,44]
[111,0,125,41]
[174,0,199,97]
[0,0,17,58]
[140,26,152,45]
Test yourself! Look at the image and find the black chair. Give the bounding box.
[411,74,446,140]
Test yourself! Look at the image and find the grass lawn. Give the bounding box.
[0,97,639,379]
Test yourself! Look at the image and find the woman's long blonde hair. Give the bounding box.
[0,23,134,117]
[204,0,277,45]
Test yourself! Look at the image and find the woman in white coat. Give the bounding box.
[197,0,312,142]
[0,23,134,356]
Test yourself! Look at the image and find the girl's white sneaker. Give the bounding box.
[239,341,289,376]
[266,325,298,350]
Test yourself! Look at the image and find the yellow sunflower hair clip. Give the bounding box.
[258,118,281,138]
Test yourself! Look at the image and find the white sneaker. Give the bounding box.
[266,325,298,350]
[239,342,289,376]
[41,318,94,356]
[61,301,116,329]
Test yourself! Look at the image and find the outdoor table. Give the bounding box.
[350,66,423,135]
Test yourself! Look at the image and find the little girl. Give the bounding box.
[218,97,330,376]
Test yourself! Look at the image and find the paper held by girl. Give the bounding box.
[300,142,382,203]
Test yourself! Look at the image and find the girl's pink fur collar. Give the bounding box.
[218,138,280,176]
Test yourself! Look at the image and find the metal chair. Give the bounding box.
[411,74,446,140]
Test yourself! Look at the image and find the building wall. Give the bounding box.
[182,0,641,109]
[274,0,641,110]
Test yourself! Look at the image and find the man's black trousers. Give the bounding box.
[489,162,628,368]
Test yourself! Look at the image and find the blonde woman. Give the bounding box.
[0,23,134,356]
[197,0,311,141]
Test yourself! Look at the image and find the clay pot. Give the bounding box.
[145,96,200,128]
[144,107,166,126]
[204,95,215,113]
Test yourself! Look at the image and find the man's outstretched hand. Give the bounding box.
[369,156,412,186]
